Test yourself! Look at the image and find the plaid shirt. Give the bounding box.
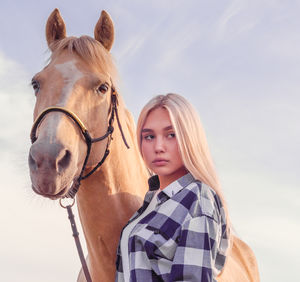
[115,173,229,282]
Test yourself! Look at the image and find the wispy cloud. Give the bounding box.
[112,7,172,64]
[214,0,260,42]
[155,18,204,71]
[215,0,247,39]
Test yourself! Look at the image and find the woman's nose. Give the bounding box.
[154,136,165,153]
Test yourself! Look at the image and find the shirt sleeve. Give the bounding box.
[169,215,221,282]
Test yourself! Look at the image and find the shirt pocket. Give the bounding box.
[145,224,180,261]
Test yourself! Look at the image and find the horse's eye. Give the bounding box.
[31,79,40,95]
[97,84,109,94]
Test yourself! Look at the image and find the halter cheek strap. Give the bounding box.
[30,87,129,198]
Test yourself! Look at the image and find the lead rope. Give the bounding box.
[60,199,92,282]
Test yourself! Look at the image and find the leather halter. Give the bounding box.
[30,86,129,198]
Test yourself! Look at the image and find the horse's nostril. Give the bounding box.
[57,149,71,173]
[28,152,37,171]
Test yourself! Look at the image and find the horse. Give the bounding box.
[28,9,260,282]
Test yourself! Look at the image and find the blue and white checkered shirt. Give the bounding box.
[115,173,229,282]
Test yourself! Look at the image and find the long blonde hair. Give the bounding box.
[137,93,231,234]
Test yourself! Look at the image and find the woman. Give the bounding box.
[115,93,231,282]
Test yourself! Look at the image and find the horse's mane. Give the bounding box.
[50,36,118,85]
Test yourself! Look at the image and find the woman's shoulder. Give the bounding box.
[182,180,224,222]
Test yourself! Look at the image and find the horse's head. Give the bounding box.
[28,9,118,199]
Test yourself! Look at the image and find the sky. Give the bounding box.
[0,0,299,281]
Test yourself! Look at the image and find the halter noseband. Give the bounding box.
[30,87,129,198]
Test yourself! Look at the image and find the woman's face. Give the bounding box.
[141,107,187,189]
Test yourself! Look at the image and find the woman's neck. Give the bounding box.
[158,167,188,189]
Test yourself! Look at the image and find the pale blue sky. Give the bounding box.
[0,1,299,281]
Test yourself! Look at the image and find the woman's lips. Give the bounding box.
[152,159,169,166]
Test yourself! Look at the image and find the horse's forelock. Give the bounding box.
[50,36,118,84]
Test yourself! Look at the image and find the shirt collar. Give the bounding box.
[148,173,195,203]
[148,175,160,191]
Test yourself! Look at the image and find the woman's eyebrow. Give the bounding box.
[164,126,173,131]
[142,126,173,133]
[141,128,153,133]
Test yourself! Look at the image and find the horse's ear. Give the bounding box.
[46,9,66,51]
[94,11,114,51]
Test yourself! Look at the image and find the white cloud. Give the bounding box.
[0,51,85,282]
[0,52,33,152]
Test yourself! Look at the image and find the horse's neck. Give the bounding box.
[76,109,149,281]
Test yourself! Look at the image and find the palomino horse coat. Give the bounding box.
[28,9,259,282]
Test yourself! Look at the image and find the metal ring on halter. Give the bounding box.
[59,197,75,208]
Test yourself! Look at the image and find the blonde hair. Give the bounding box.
[137,93,231,235]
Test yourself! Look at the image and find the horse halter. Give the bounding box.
[30,86,129,198]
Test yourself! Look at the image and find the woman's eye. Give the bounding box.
[31,79,40,95]
[97,84,109,94]
[143,135,154,140]
[167,133,176,138]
